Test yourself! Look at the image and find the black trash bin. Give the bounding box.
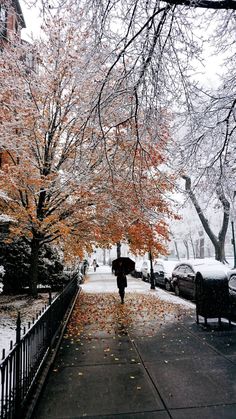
[195,270,231,326]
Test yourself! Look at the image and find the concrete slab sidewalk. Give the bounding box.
[32,271,236,419]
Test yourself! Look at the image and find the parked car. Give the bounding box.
[130,268,142,278]
[131,258,179,287]
[141,261,150,282]
[228,269,236,316]
[139,260,157,282]
[130,260,152,281]
[130,260,142,278]
[171,260,228,300]
[153,260,178,291]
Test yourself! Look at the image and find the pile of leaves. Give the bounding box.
[67,292,194,339]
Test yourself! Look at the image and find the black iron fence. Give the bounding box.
[0,276,79,419]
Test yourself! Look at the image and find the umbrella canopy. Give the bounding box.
[112,257,135,275]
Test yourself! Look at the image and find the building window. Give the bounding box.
[0,5,7,38]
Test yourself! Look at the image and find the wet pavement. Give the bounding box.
[32,271,236,419]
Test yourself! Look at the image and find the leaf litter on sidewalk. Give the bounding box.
[66,291,194,340]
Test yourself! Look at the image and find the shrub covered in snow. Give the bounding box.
[0,265,5,277]
[0,265,4,293]
[0,239,64,294]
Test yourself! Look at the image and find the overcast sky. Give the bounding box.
[21,1,42,40]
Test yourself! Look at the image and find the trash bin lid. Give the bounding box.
[196,268,228,283]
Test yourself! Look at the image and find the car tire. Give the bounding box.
[174,284,180,296]
[165,280,171,292]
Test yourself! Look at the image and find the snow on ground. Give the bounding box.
[83,265,195,309]
[0,293,55,356]
[1,261,231,357]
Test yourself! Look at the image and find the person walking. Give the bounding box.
[92,259,97,272]
[115,261,127,304]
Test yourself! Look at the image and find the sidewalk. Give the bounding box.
[33,268,236,419]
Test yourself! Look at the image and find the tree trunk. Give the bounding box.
[103,249,106,265]
[29,236,40,297]
[117,241,121,258]
[174,240,180,260]
[183,239,190,259]
[199,236,205,259]
[214,241,226,262]
[108,249,112,266]
[190,235,196,259]
[182,175,229,263]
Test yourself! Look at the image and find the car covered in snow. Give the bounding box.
[228,269,236,316]
[140,260,151,281]
[130,260,152,281]
[153,260,178,291]
[171,259,230,300]
[132,259,176,287]
[138,260,159,282]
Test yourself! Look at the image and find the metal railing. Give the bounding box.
[0,276,79,419]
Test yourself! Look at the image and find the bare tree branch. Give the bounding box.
[166,0,236,10]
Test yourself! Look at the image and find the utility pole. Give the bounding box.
[117,242,121,258]
[149,250,155,290]
[231,221,236,268]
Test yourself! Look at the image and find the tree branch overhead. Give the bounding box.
[167,0,236,9]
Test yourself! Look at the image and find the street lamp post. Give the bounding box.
[231,220,236,269]
[149,250,155,290]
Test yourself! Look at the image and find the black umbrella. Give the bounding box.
[112,257,135,275]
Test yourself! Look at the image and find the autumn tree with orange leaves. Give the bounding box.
[0,2,175,296]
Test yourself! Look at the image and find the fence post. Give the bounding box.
[48,288,52,348]
[15,312,21,415]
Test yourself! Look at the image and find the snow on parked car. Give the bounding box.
[153,259,179,291]
[171,259,233,300]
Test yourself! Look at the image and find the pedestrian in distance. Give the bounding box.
[81,259,89,275]
[115,261,127,304]
[92,259,97,272]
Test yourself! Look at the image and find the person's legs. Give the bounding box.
[119,287,125,303]
[122,289,125,303]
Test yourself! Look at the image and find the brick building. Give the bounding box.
[0,0,26,167]
[0,0,26,232]
[0,0,25,48]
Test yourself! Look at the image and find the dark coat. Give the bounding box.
[115,270,127,289]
